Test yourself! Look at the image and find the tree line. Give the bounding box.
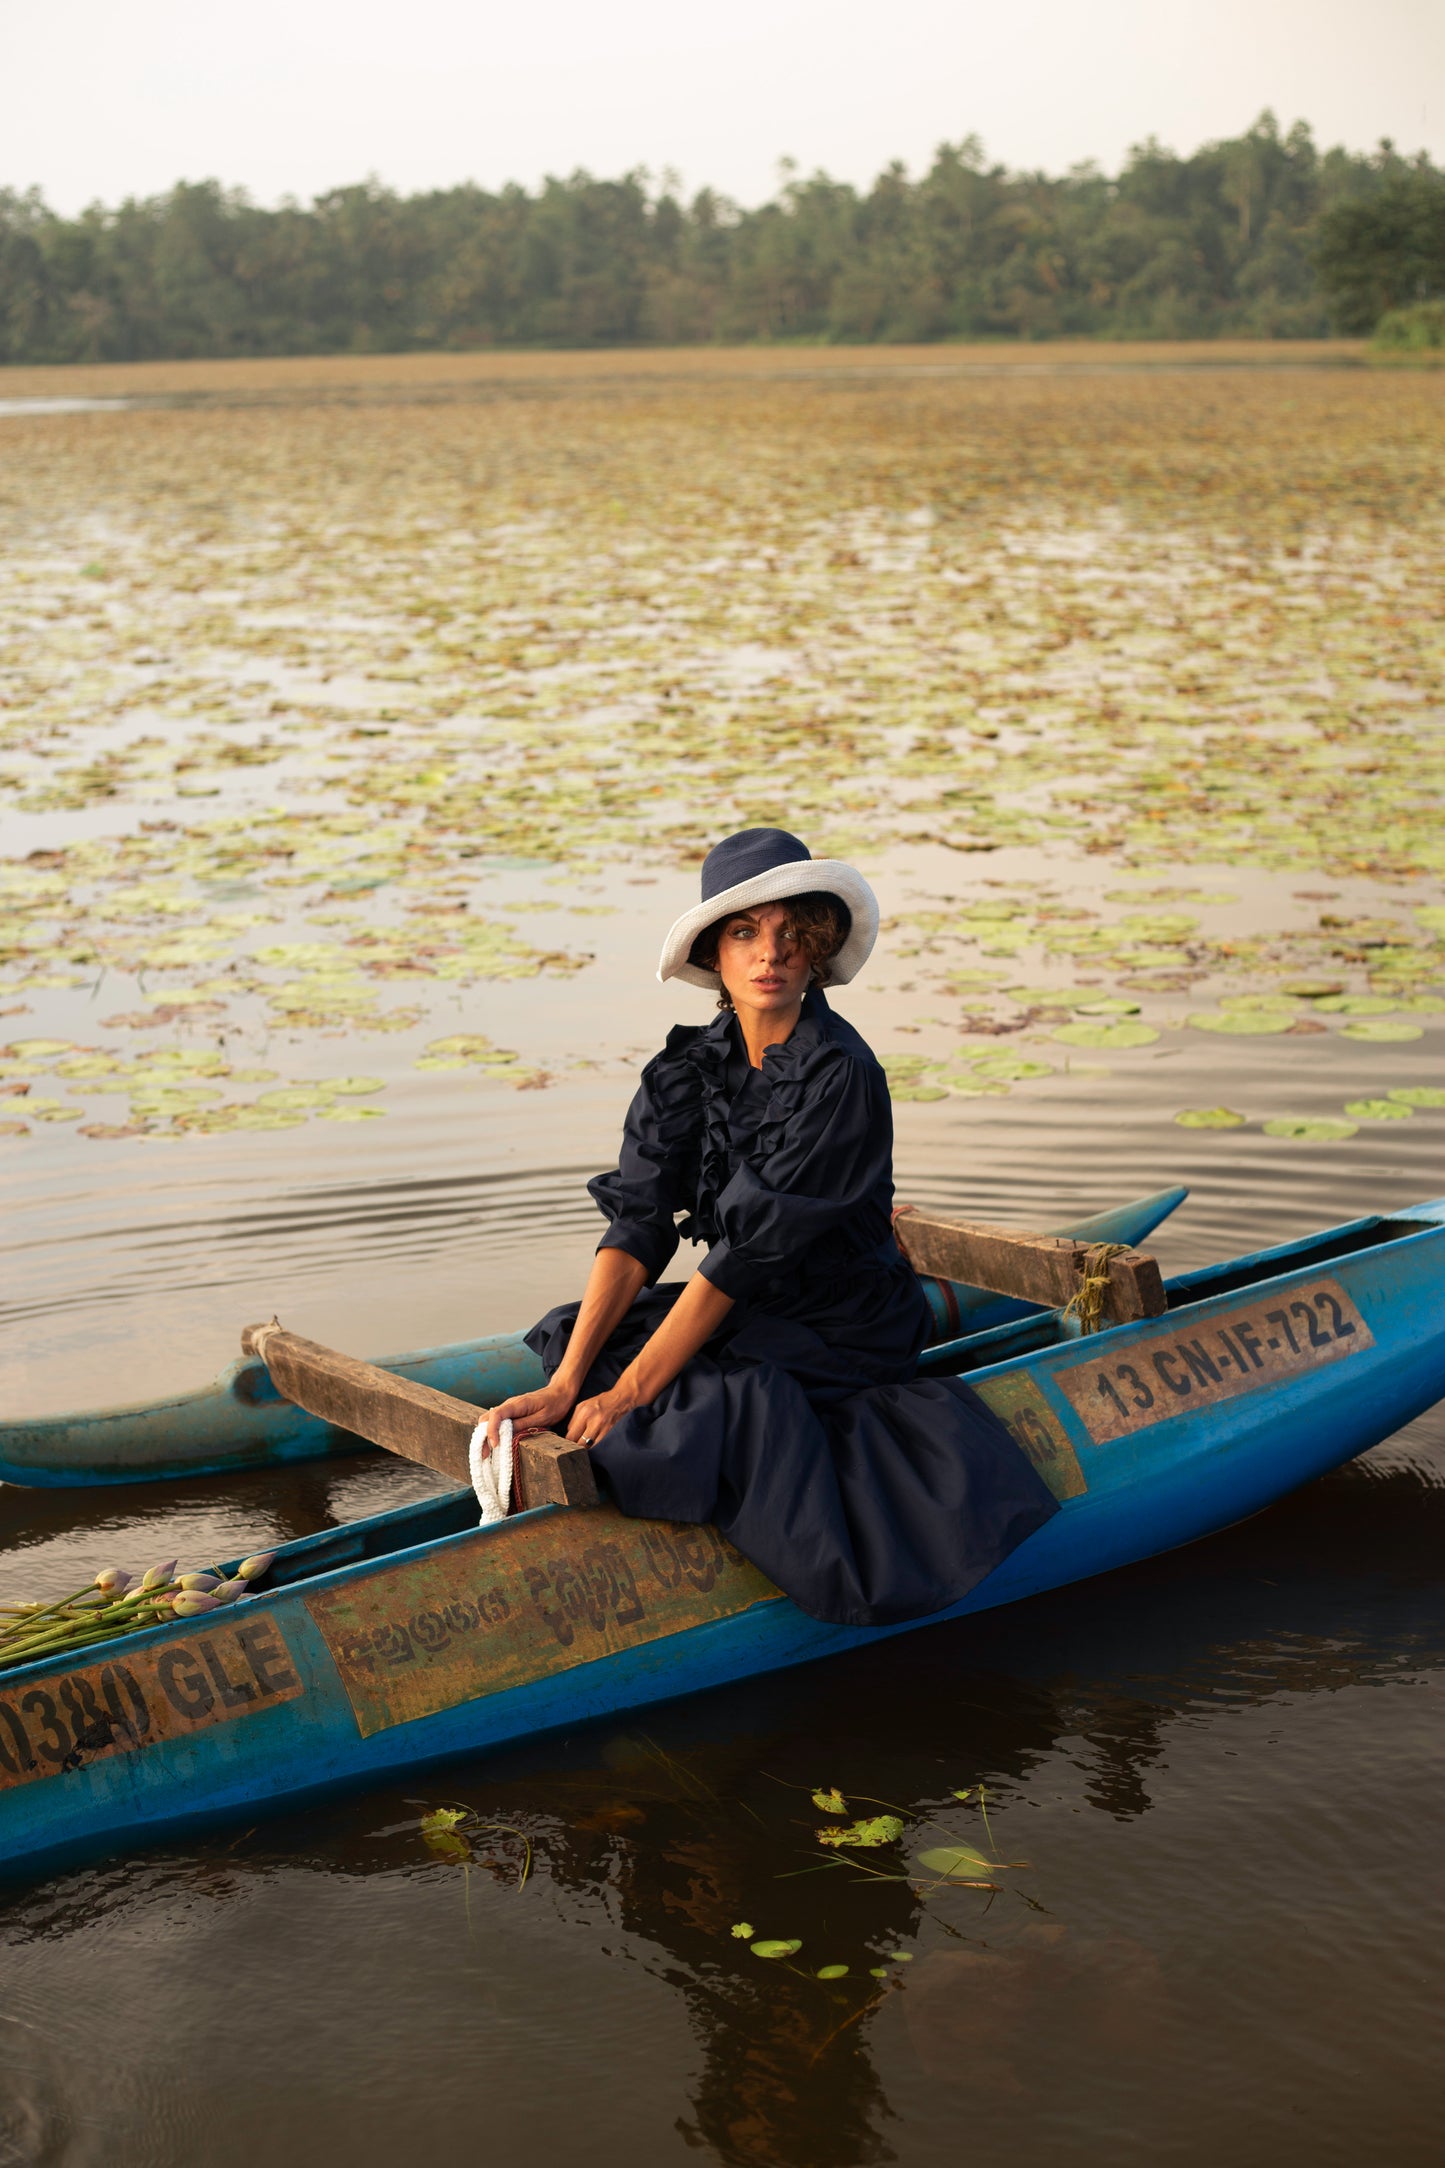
[1,112,1442,363]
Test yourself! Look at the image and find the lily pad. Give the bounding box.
[1174,1107,1247,1128]
[816,1964,850,1980]
[889,1082,950,1102]
[1053,1020,1159,1050]
[1343,1098,1413,1121]
[967,1054,1054,1082]
[811,1788,848,1814]
[1072,997,1140,1017]
[916,1845,997,1882]
[1389,1087,1445,1107]
[6,1040,71,1058]
[1312,995,1395,1016]
[816,1815,905,1849]
[1281,980,1345,998]
[316,1104,386,1120]
[1261,1117,1359,1141]
[1187,1011,1293,1036]
[323,1076,386,1096]
[1340,1020,1424,1042]
[750,1939,803,1960]
[256,1087,333,1111]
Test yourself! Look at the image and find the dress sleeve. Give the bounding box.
[696,1048,890,1304]
[586,1032,703,1284]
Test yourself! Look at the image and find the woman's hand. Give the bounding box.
[565,1381,643,1449]
[481,1382,576,1454]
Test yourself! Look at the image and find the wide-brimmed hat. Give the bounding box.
[657,828,879,990]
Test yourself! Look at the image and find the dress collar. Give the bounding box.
[705,985,833,1069]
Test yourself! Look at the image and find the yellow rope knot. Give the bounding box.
[1061,1242,1129,1335]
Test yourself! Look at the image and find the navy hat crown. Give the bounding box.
[700,828,811,903]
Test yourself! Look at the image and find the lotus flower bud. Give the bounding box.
[236,1554,275,1583]
[171,1591,222,1617]
[141,1561,178,1590]
[211,1578,246,1605]
[176,1572,220,1593]
[94,1567,128,1595]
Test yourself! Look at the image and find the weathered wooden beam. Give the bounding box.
[892,1212,1165,1327]
[239,1320,599,1509]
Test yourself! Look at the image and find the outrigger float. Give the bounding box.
[0,1189,1187,1488]
[1,1192,1443,1878]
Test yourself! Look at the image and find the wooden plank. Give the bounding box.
[892,1212,1165,1327]
[239,1321,598,1510]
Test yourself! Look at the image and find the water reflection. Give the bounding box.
[5,1439,1435,2165]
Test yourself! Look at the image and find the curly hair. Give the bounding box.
[688,891,851,1010]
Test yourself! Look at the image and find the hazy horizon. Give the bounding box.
[3,0,1439,218]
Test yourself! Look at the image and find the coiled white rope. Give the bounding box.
[469,1416,513,1525]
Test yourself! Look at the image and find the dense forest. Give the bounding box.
[1,112,1442,362]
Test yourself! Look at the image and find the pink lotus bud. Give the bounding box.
[171,1591,221,1617]
[236,1554,275,1583]
[211,1579,246,1605]
[176,1572,220,1593]
[94,1567,128,1595]
[141,1561,177,1590]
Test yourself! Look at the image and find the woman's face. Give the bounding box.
[714,903,813,1017]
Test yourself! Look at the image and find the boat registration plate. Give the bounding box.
[1055,1276,1373,1444]
[309,1506,782,1739]
[0,1616,304,1792]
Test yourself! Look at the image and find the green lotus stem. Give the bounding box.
[0,1624,115,1671]
[0,1585,95,1634]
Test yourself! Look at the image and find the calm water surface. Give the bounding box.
[0,1045,1441,2166]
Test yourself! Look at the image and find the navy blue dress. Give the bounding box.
[526,988,1057,1627]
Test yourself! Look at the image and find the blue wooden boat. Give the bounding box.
[1,1195,1442,1879]
[0,1187,1187,1488]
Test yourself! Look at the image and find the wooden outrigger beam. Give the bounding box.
[893,1210,1166,1327]
[240,1320,599,1510]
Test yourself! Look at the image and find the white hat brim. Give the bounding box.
[657,860,880,989]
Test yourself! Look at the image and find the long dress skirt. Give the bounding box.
[525,1286,1059,1629]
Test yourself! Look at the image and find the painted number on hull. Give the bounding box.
[0,1617,304,1793]
[1056,1276,1373,1444]
[308,1506,782,1739]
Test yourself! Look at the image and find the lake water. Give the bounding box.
[0,355,1441,2166]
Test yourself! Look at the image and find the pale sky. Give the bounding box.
[3,0,1441,214]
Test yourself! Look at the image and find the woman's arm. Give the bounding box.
[565,1271,734,1446]
[484,1245,647,1449]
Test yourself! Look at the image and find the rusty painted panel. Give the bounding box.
[0,1615,305,1792]
[1055,1277,1374,1445]
[974,1371,1086,1499]
[307,1506,782,1739]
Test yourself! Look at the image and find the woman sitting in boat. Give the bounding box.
[483,827,1057,1627]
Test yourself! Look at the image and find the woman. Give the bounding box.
[484,827,1057,1626]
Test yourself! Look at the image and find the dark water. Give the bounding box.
[1,1127,1443,2166]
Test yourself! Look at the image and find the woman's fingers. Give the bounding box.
[485,1390,562,1451]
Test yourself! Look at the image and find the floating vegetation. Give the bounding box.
[1340,1019,1425,1042]
[1175,1107,1248,1128]
[1052,1020,1159,1050]
[1391,1086,1445,1108]
[0,366,1441,1142]
[1343,1098,1413,1121]
[815,1815,905,1850]
[1187,1010,1295,1036]
[1261,1116,1359,1141]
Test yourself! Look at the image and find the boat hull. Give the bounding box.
[0,1187,1187,1487]
[1,1200,1442,1878]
